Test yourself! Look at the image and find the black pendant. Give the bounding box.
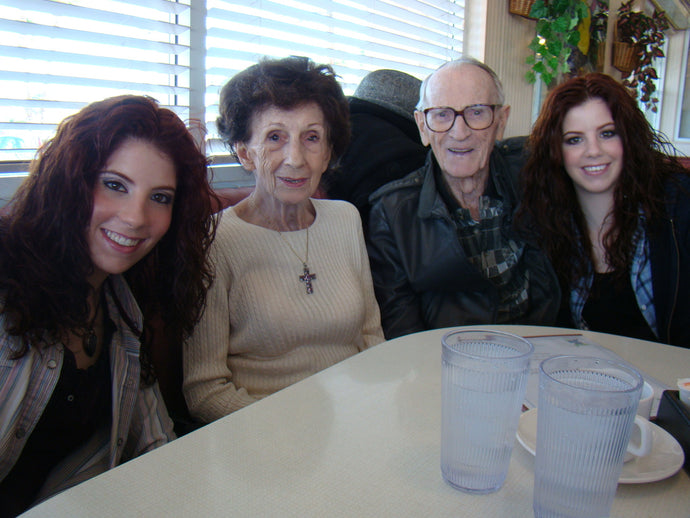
[84,330,98,357]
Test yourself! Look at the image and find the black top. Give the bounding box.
[582,270,657,342]
[0,318,114,517]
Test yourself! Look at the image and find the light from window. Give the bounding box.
[1,0,464,164]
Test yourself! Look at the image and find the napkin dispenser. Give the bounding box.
[655,390,690,475]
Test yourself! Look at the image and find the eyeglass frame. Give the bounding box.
[420,104,502,133]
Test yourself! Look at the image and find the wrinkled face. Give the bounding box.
[87,138,176,287]
[561,98,623,200]
[235,102,331,205]
[415,63,509,183]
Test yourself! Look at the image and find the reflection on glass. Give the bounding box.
[680,41,690,138]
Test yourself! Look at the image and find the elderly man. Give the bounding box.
[367,57,559,339]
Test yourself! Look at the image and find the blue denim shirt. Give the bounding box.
[570,219,658,338]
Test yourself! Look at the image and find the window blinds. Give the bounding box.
[0,0,464,162]
[0,0,190,161]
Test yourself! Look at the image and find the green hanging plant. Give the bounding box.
[525,0,591,88]
[616,0,670,113]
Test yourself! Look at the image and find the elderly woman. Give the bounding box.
[0,95,218,515]
[519,73,690,347]
[183,56,384,422]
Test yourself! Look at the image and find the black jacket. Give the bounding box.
[650,174,690,346]
[326,98,427,235]
[367,137,560,339]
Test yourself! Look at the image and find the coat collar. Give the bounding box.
[417,144,513,220]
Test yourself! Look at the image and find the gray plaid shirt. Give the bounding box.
[451,195,529,322]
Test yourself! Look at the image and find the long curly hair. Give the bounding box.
[216,55,351,173]
[0,95,218,379]
[519,72,685,288]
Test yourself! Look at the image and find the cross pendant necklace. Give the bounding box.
[299,263,316,294]
[278,227,316,294]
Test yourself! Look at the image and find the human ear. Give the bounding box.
[414,110,430,147]
[235,142,255,171]
[494,105,510,141]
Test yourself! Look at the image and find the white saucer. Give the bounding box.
[516,408,685,484]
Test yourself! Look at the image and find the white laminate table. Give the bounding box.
[22,326,690,517]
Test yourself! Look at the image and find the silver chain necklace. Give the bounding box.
[277,227,316,294]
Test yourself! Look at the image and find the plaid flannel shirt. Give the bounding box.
[452,195,529,322]
[570,218,657,337]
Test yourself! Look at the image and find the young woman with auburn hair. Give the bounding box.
[519,72,690,347]
[0,95,218,515]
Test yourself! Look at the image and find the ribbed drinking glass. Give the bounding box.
[441,329,533,494]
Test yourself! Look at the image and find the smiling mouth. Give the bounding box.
[583,164,607,174]
[279,177,308,186]
[449,146,472,155]
[104,229,143,247]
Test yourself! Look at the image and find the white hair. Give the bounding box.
[416,56,505,110]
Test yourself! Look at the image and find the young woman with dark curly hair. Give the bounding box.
[519,72,690,347]
[0,95,218,515]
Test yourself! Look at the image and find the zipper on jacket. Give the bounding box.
[666,218,679,342]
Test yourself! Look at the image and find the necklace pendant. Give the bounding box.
[84,330,98,357]
[299,263,316,294]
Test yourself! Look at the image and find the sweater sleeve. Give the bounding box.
[182,228,257,423]
[353,208,385,350]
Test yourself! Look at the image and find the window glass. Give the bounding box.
[679,37,690,139]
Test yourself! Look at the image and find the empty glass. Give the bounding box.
[533,355,644,518]
[441,329,533,494]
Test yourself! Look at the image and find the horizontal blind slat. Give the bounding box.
[206,28,456,65]
[2,0,188,33]
[3,0,188,13]
[0,45,187,75]
[2,0,190,15]
[205,15,460,56]
[338,0,463,19]
[207,3,461,42]
[0,19,189,54]
[0,71,189,94]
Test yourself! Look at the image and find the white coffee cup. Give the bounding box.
[624,415,653,462]
[636,381,654,419]
[677,378,690,406]
[624,381,654,462]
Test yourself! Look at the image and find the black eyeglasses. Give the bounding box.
[422,104,501,132]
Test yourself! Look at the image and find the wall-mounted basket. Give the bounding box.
[612,41,637,76]
[509,0,536,19]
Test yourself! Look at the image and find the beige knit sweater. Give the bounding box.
[183,199,384,423]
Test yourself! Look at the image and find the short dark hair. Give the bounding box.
[217,56,350,168]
